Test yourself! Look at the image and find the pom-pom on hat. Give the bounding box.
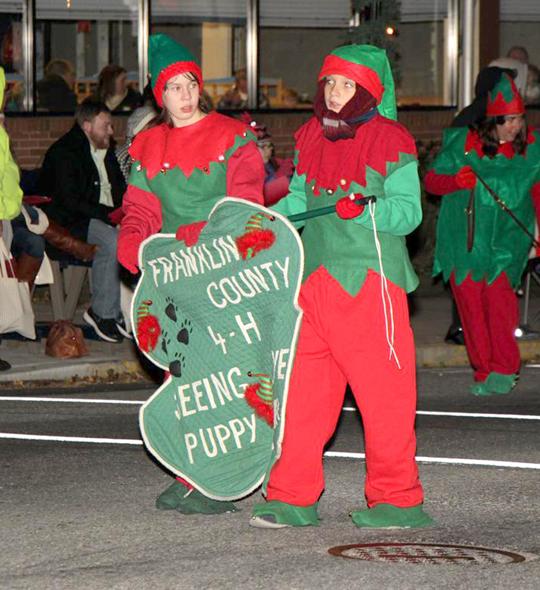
[318,44,397,121]
[240,112,271,145]
[149,34,203,107]
[486,73,525,117]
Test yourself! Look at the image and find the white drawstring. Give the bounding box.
[367,199,401,369]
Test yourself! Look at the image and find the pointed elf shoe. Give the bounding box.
[250,500,320,528]
[156,481,237,514]
[351,503,434,529]
[470,381,490,396]
[485,372,518,395]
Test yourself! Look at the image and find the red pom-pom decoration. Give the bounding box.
[235,228,276,260]
[137,314,161,352]
[244,383,274,426]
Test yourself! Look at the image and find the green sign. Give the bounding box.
[133,198,303,500]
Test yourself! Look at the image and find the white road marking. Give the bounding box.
[0,432,538,469]
[325,451,540,470]
[342,406,540,420]
[1,398,539,421]
[0,433,143,445]
[0,396,143,405]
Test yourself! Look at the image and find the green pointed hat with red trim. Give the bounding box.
[149,34,203,107]
[318,44,397,121]
[486,73,524,117]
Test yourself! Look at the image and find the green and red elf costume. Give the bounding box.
[117,34,264,513]
[117,34,264,274]
[251,45,432,529]
[425,74,540,396]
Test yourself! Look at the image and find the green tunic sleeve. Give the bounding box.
[353,160,422,236]
[271,154,307,228]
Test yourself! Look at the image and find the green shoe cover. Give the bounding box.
[250,500,319,528]
[156,481,237,514]
[470,381,490,396]
[351,503,434,529]
[485,372,517,394]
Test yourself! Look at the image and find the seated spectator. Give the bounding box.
[97,65,142,113]
[38,99,127,342]
[37,59,77,112]
[116,105,158,182]
[507,45,529,64]
[241,113,293,206]
[217,68,269,109]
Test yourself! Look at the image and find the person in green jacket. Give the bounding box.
[425,73,540,395]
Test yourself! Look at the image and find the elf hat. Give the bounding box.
[318,44,397,121]
[149,34,203,107]
[486,73,525,117]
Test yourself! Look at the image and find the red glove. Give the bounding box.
[335,195,365,219]
[108,206,125,226]
[455,166,477,190]
[117,228,143,274]
[176,221,207,246]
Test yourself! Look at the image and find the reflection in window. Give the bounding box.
[0,7,24,112]
[35,1,140,113]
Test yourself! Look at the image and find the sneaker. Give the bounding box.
[83,308,123,343]
[115,317,133,340]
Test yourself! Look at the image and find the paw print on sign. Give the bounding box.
[169,352,185,378]
[164,297,178,322]
[177,319,193,346]
[161,331,170,355]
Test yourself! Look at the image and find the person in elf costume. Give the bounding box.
[117,34,264,514]
[425,73,540,396]
[250,45,433,529]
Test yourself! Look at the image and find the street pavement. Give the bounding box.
[0,367,539,589]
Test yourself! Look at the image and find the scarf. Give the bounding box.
[313,80,378,141]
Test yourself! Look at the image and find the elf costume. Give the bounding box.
[251,45,432,529]
[425,74,540,396]
[117,34,264,513]
[117,34,264,274]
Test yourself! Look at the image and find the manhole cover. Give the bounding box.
[328,543,537,565]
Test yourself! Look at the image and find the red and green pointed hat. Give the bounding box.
[486,73,524,117]
[149,34,203,107]
[318,44,397,121]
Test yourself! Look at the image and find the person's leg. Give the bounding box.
[11,219,45,289]
[86,219,121,319]
[331,272,430,527]
[251,270,347,527]
[450,274,491,387]
[484,273,520,393]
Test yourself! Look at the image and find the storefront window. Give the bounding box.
[151,0,246,111]
[260,0,350,109]
[0,6,24,112]
[35,1,140,112]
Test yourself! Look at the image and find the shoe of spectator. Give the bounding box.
[444,325,465,345]
[83,308,123,343]
[0,358,11,371]
[116,317,133,340]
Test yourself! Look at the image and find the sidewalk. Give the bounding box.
[1,290,540,385]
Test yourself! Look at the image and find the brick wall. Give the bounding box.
[6,109,540,171]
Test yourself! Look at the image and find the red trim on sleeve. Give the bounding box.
[424,169,461,196]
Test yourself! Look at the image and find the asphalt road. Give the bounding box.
[1,367,539,589]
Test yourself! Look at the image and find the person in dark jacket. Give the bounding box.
[39,99,127,342]
[37,59,78,112]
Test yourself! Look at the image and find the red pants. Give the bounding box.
[450,273,520,381]
[267,268,424,508]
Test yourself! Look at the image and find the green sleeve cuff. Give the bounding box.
[354,160,422,236]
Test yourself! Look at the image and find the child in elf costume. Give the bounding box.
[117,34,264,514]
[250,45,433,529]
[425,74,540,396]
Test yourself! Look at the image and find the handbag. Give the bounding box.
[45,320,88,358]
[0,236,36,339]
